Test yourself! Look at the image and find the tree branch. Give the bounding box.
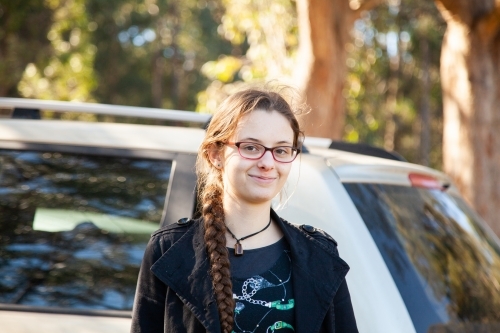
[434,0,490,25]
[436,0,500,44]
[476,5,500,45]
[434,0,456,14]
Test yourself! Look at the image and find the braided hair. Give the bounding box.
[196,87,304,333]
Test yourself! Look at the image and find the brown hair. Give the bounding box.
[196,88,304,333]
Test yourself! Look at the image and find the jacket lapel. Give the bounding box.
[151,221,221,333]
[275,213,350,333]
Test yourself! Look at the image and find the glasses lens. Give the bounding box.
[273,147,296,162]
[238,143,265,158]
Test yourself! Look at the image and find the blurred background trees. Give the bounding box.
[293,0,382,142]
[0,0,445,167]
[1,0,499,233]
[0,0,232,110]
[0,1,53,97]
[17,0,97,101]
[87,0,232,110]
[344,0,444,167]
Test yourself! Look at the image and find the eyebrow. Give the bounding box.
[239,137,293,145]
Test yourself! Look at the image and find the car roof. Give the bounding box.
[301,136,451,186]
[0,97,453,190]
[0,119,206,154]
[306,145,452,188]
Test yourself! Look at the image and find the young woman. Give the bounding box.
[131,88,358,333]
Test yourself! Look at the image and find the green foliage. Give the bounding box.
[0,0,53,97]
[18,0,97,101]
[196,0,298,113]
[2,0,231,110]
[87,0,232,110]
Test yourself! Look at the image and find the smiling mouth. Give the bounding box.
[250,175,277,181]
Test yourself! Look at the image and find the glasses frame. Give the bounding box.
[227,141,300,163]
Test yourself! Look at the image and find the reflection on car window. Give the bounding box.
[344,183,500,333]
[0,149,172,311]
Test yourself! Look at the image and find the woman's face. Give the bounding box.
[218,109,295,206]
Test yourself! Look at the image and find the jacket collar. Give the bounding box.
[151,219,221,332]
[273,210,350,333]
[151,210,349,333]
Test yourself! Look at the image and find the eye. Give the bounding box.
[274,147,292,156]
[240,143,262,153]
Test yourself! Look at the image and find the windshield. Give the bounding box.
[0,149,171,312]
[344,183,500,333]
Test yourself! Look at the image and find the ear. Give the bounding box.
[207,145,223,169]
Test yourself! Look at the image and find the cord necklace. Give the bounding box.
[226,217,272,256]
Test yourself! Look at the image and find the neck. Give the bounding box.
[222,195,283,250]
[223,201,270,235]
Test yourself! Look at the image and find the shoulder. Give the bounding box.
[279,216,339,256]
[148,217,201,254]
[151,217,197,238]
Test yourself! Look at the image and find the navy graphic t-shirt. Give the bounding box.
[229,238,295,333]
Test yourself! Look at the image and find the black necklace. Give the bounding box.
[226,218,272,256]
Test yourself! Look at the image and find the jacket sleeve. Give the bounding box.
[319,276,359,333]
[333,278,358,333]
[310,228,358,333]
[130,235,167,333]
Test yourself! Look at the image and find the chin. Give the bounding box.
[244,192,278,205]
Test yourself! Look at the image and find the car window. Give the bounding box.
[0,149,171,311]
[344,183,500,333]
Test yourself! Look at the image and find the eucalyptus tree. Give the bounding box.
[435,0,500,235]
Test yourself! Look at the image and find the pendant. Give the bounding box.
[234,242,243,256]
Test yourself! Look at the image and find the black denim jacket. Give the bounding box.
[131,210,358,333]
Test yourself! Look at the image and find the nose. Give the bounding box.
[257,150,275,169]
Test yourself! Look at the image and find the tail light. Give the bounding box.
[409,173,447,190]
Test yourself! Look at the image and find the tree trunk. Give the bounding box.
[435,0,500,235]
[419,36,431,166]
[294,0,382,139]
[384,54,400,152]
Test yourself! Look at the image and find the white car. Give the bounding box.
[1,98,499,333]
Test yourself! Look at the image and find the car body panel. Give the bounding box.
[308,146,447,184]
[0,310,130,333]
[279,155,416,333]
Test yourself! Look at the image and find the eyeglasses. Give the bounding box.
[227,142,300,163]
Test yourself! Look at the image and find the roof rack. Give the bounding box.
[0,98,211,124]
[329,141,406,162]
[304,137,407,161]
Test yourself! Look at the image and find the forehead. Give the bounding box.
[234,109,294,143]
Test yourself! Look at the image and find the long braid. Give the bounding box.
[202,180,235,333]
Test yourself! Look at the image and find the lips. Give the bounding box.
[249,175,277,183]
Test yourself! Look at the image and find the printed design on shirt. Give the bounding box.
[232,250,294,333]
